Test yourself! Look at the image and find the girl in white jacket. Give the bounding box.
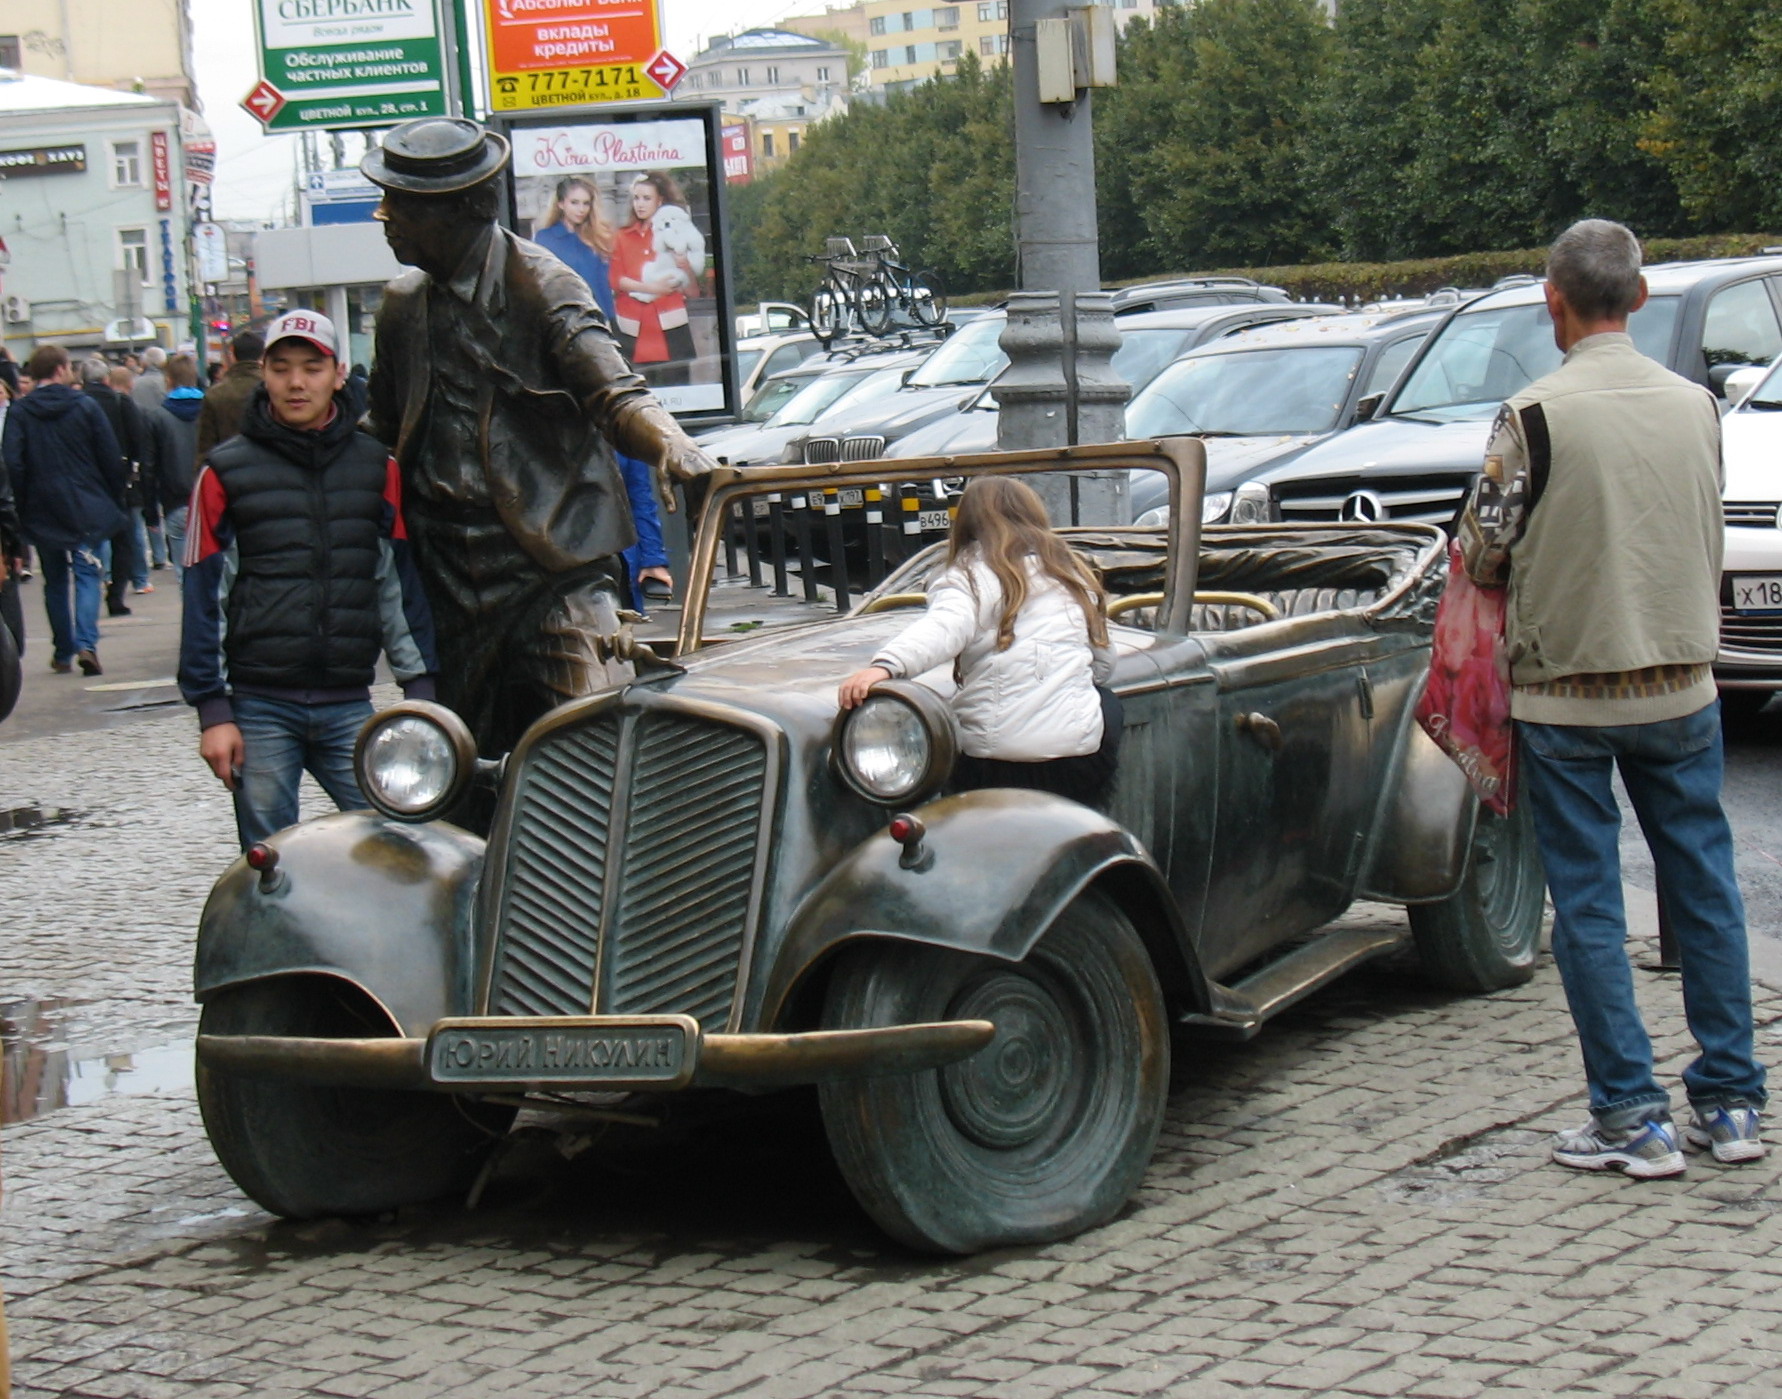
[837,476,1123,806]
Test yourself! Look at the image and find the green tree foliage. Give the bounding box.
[1096,0,1334,276]
[1639,0,1782,229]
[730,54,1014,304]
[729,0,1774,302]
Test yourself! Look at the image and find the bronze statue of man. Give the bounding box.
[361,118,715,758]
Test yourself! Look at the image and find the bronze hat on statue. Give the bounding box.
[360,117,510,195]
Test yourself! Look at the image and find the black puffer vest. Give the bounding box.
[209,388,390,690]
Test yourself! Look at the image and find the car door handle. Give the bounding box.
[1235,711,1283,751]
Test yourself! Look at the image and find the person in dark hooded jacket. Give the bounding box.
[145,352,203,579]
[3,344,125,674]
[179,311,439,850]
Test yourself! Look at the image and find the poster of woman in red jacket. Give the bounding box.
[611,171,707,389]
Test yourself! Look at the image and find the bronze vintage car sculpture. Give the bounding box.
[193,441,1544,1254]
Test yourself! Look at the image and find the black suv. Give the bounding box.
[1245,256,1782,527]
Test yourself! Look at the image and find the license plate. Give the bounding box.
[1732,575,1782,613]
[837,487,865,507]
[427,1016,697,1089]
[919,509,950,531]
[751,499,770,518]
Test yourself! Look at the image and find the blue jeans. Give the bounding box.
[1519,703,1768,1129]
[128,506,151,587]
[36,541,104,662]
[163,505,188,583]
[231,695,373,850]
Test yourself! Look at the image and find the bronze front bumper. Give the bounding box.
[196,1016,996,1093]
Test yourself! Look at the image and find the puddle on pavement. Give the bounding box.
[1376,1127,1546,1206]
[0,804,83,839]
[1,997,193,1125]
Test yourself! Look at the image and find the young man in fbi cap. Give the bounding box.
[180,309,440,850]
[360,117,716,764]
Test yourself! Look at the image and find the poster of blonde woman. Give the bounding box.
[503,106,736,420]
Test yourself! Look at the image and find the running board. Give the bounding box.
[1178,926,1408,1041]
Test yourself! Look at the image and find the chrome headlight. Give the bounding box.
[1135,503,1172,527]
[835,680,958,805]
[354,701,477,822]
[1230,481,1276,524]
[1201,491,1232,524]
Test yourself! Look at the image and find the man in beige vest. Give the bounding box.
[1460,219,1766,1176]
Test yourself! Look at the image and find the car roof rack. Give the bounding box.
[818,323,955,362]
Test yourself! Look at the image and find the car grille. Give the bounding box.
[803,435,886,465]
[1724,500,1781,529]
[487,705,771,1029]
[1274,475,1473,526]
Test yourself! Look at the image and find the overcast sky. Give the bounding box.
[193,1,810,220]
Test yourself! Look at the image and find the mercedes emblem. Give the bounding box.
[1340,490,1385,523]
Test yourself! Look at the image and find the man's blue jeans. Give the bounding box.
[231,694,373,850]
[35,542,104,662]
[1519,702,1768,1129]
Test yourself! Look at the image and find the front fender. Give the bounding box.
[761,789,1198,1023]
[1356,722,1478,904]
[194,811,485,1035]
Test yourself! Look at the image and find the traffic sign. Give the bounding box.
[242,80,285,125]
[484,0,673,112]
[249,0,448,133]
[646,51,687,92]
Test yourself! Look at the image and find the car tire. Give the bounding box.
[197,978,513,1220]
[819,888,1168,1254]
[1409,800,1546,993]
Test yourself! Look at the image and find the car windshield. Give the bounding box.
[766,369,871,427]
[1391,295,1680,420]
[907,316,1009,387]
[1111,328,1197,395]
[743,370,823,423]
[818,364,912,420]
[1126,345,1365,437]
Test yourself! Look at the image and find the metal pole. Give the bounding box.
[1009,0,1100,296]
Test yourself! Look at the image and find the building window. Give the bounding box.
[978,2,993,17]
[979,34,994,53]
[870,15,886,34]
[940,40,962,57]
[110,139,142,187]
[762,132,775,157]
[765,65,779,82]
[118,228,150,285]
[788,131,800,152]
[936,5,958,28]
[904,44,918,64]
[0,36,20,68]
[685,73,700,88]
[816,64,830,81]
[870,48,888,66]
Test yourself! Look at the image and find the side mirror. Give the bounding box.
[1719,364,1768,408]
[1352,392,1384,423]
[901,368,916,386]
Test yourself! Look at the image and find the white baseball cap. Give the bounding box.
[264,309,339,359]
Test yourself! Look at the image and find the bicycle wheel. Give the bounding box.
[809,280,842,344]
[910,270,948,326]
[856,275,894,336]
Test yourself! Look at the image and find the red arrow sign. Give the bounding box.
[241,80,286,125]
[646,50,687,91]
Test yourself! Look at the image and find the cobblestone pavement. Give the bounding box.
[5,712,1782,1399]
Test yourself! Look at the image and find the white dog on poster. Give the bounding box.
[631,204,707,303]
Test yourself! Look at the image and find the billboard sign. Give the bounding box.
[249,0,448,132]
[484,0,679,112]
[499,104,737,421]
[720,123,752,184]
[302,168,384,226]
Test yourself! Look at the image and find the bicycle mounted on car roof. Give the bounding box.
[807,235,947,345]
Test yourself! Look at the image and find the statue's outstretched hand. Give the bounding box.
[662,439,717,484]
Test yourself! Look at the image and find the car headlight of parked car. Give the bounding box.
[1230,482,1277,524]
[835,680,959,805]
[354,701,478,822]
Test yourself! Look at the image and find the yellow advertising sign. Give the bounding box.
[484,0,681,112]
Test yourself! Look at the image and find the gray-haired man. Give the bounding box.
[1459,218,1767,1176]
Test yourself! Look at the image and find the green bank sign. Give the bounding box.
[249,0,448,131]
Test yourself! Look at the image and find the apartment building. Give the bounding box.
[678,30,853,171]
[0,0,198,109]
[865,0,1164,91]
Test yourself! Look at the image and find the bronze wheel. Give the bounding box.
[1409,800,1546,992]
[197,978,512,1219]
[819,889,1168,1254]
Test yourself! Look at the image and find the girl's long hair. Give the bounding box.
[947,477,1109,651]
[628,171,689,224]
[539,176,614,256]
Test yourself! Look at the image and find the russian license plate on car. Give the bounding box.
[837,487,865,507]
[427,1016,697,1089]
[919,509,951,531]
[1732,575,1782,613]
